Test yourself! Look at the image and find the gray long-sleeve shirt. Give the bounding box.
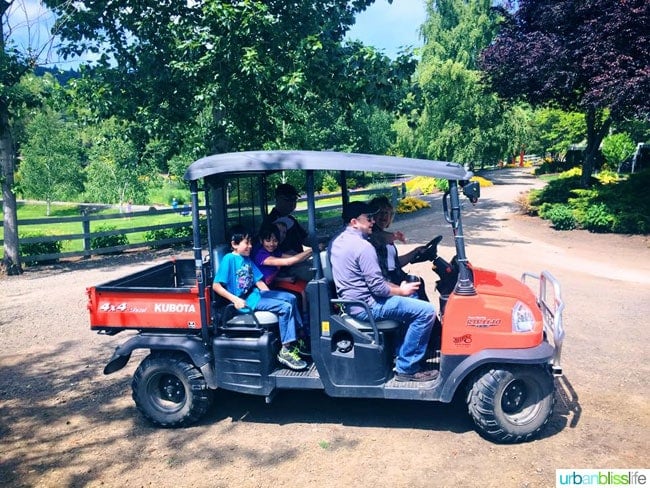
[330,226,392,307]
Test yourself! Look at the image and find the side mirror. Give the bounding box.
[461,181,480,203]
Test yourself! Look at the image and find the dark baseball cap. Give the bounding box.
[342,201,379,223]
[275,183,300,198]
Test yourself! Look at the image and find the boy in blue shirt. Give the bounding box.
[212,226,307,371]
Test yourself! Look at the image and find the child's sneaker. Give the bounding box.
[277,345,307,370]
[297,338,311,357]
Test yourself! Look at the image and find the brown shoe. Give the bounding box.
[395,369,439,382]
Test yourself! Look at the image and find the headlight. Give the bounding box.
[512,301,535,332]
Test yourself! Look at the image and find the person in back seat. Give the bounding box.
[253,222,312,313]
[264,183,313,281]
[212,226,308,370]
[329,202,438,383]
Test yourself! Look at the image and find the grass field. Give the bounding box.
[1,202,192,255]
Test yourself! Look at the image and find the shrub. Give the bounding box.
[514,192,537,215]
[471,175,493,187]
[145,225,193,249]
[396,196,430,214]
[530,171,582,205]
[595,170,621,185]
[19,231,63,266]
[435,178,449,193]
[534,157,575,175]
[582,203,615,233]
[611,213,648,234]
[91,225,129,251]
[405,176,438,195]
[544,204,576,230]
[321,173,340,193]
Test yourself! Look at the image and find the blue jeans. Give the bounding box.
[355,296,436,375]
[255,290,302,345]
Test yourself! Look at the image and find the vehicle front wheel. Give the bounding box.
[132,352,213,427]
[466,365,555,443]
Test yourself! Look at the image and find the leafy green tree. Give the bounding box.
[44,0,412,173]
[601,133,635,171]
[480,0,650,187]
[405,0,528,169]
[83,118,152,206]
[1,0,30,274]
[18,109,84,214]
[528,108,586,157]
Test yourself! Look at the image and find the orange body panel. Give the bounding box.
[441,267,543,355]
[87,287,210,331]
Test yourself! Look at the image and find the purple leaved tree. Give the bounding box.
[480,0,649,187]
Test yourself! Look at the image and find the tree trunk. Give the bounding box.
[1,102,22,275]
[580,107,611,188]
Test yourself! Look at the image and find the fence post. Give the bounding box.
[81,210,91,259]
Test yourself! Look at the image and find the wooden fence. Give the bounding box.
[1,186,405,265]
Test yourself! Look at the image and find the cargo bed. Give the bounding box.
[87,259,210,334]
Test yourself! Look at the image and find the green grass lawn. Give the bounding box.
[1,202,192,255]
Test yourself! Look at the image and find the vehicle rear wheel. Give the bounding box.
[466,365,554,443]
[132,352,213,427]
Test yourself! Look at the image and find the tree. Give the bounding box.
[83,118,152,206]
[528,108,586,157]
[404,0,530,169]
[19,109,83,214]
[1,0,28,274]
[1,0,68,274]
[480,0,650,187]
[44,1,413,161]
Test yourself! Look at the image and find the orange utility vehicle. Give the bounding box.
[87,151,565,443]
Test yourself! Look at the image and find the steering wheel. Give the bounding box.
[409,235,443,264]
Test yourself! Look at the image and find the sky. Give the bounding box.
[5,0,428,68]
[346,0,427,58]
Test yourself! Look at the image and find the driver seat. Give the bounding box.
[319,250,401,334]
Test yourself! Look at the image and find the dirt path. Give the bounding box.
[1,168,649,488]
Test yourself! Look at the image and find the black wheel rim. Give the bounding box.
[501,379,527,414]
[500,377,542,425]
[147,373,186,413]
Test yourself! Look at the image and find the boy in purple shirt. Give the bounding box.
[253,223,312,314]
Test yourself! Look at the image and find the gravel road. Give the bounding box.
[1,167,648,488]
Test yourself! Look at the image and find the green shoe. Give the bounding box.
[277,345,307,370]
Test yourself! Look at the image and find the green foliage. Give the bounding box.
[144,220,203,249]
[83,118,153,205]
[321,173,340,194]
[18,109,84,211]
[528,109,586,156]
[530,172,581,206]
[601,133,635,170]
[541,204,576,230]
[90,225,128,250]
[595,170,621,185]
[581,203,615,233]
[435,178,450,193]
[19,231,63,266]
[145,227,191,249]
[530,168,650,234]
[407,1,527,169]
